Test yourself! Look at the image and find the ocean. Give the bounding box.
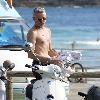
[15,7,100,69]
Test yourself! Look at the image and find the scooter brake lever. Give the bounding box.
[25,64,32,68]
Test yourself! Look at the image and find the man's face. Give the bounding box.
[33,12,47,27]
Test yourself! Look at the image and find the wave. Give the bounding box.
[58,41,100,45]
[76,41,100,45]
[73,6,82,8]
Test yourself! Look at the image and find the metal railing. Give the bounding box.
[6,70,100,100]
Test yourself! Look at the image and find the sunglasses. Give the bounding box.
[38,17,46,21]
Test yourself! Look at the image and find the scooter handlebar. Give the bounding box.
[78,92,87,97]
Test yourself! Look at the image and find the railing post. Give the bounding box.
[6,76,13,100]
[71,41,75,50]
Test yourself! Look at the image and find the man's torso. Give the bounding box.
[28,27,51,58]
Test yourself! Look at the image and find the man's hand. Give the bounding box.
[50,58,64,68]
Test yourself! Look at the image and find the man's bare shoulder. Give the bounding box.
[28,27,35,33]
[27,27,37,36]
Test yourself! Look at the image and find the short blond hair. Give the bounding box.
[33,7,46,15]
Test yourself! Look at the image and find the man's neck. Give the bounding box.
[34,25,45,29]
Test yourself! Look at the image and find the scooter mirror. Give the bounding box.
[3,60,15,70]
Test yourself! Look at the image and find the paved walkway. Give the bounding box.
[67,78,100,100]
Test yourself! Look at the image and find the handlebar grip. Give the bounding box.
[78,92,87,97]
[25,64,32,68]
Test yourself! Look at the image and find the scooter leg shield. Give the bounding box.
[32,78,67,100]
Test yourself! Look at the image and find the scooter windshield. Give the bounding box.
[0,18,29,49]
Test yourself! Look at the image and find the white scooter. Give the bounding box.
[24,43,77,100]
[25,62,72,100]
[0,60,15,100]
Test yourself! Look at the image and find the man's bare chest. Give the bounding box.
[36,31,50,44]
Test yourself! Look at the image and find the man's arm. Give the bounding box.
[48,48,59,58]
[27,29,36,56]
[48,30,59,58]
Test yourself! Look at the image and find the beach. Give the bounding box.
[67,78,100,100]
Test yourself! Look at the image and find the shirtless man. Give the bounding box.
[27,7,63,67]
